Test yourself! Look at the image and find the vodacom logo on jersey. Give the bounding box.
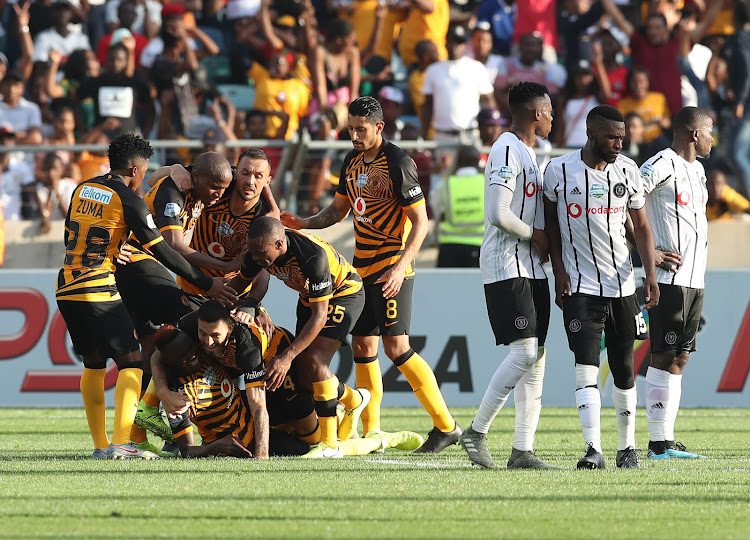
[354,197,373,223]
[568,203,626,218]
[567,203,582,218]
[525,182,537,197]
[678,191,691,205]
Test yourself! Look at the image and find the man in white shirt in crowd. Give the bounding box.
[640,106,712,461]
[32,1,91,63]
[0,75,43,145]
[0,126,34,221]
[105,0,162,40]
[460,82,555,470]
[544,104,659,470]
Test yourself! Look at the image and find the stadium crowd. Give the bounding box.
[0,0,734,466]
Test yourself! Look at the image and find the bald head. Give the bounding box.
[192,151,233,206]
[194,151,232,179]
[248,216,285,244]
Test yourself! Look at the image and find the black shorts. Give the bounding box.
[352,279,414,337]
[296,289,364,346]
[649,284,704,354]
[56,299,139,360]
[563,293,646,364]
[267,362,315,427]
[484,278,551,346]
[115,259,192,337]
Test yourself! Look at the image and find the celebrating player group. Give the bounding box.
[57,87,711,467]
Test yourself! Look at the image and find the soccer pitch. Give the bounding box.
[2,408,749,539]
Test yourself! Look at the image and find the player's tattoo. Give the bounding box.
[307,205,341,229]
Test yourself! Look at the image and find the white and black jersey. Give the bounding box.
[641,148,708,289]
[480,131,546,284]
[544,151,645,298]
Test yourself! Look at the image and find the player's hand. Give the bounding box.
[655,249,681,273]
[214,436,253,458]
[206,277,239,307]
[254,309,275,336]
[159,389,192,416]
[264,350,294,391]
[115,243,137,265]
[643,274,660,310]
[531,228,549,264]
[169,164,193,192]
[280,211,306,229]
[553,270,572,310]
[376,265,405,299]
[223,244,249,273]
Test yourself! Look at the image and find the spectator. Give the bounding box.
[555,60,600,149]
[32,1,91,63]
[476,107,507,147]
[513,0,557,61]
[724,1,750,196]
[140,4,220,70]
[154,30,201,140]
[398,0,450,68]
[591,29,627,107]
[229,16,267,83]
[33,153,76,235]
[0,126,35,221]
[437,145,484,268]
[558,0,604,75]
[26,61,56,136]
[247,50,310,140]
[407,39,439,119]
[28,0,55,39]
[45,48,100,102]
[104,0,162,40]
[377,85,405,141]
[421,25,494,142]
[0,74,43,145]
[617,66,671,144]
[622,111,648,166]
[706,168,750,220]
[493,32,567,111]
[369,5,408,76]
[603,0,722,120]
[475,0,515,56]
[401,121,435,217]
[43,101,81,183]
[11,1,35,82]
[470,22,504,83]
[96,0,149,68]
[76,121,115,181]
[79,42,154,135]
[334,0,388,67]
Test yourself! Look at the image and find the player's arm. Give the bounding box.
[161,227,247,273]
[228,251,262,304]
[544,194,571,309]
[378,201,428,299]
[123,193,239,305]
[146,164,192,190]
[629,205,660,309]
[150,349,192,415]
[280,196,350,230]
[262,185,280,219]
[178,435,253,458]
[246,385,269,459]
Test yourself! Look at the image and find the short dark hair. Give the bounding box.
[108,133,154,170]
[154,324,180,351]
[238,148,271,167]
[197,299,233,325]
[41,153,63,169]
[247,215,284,242]
[673,106,711,133]
[415,40,436,59]
[587,105,624,127]
[624,111,643,123]
[647,13,668,27]
[327,18,354,40]
[348,96,384,124]
[108,42,129,56]
[508,82,549,117]
[626,65,650,91]
[1,73,24,85]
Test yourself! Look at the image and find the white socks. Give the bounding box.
[575,364,601,452]
[645,366,670,442]
[513,347,546,451]
[612,385,637,451]
[472,338,538,435]
[664,373,683,441]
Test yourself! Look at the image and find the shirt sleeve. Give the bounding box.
[390,152,425,208]
[487,143,523,194]
[120,189,164,249]
[239,251,262,281]
[640,159,666,194]
[238,330,265,387]
[478,63,494,95]
[543,161,560,202]
[627,164,646,210]
[302,247,333,303]
[152,177,186,232]
[336,152,355,200]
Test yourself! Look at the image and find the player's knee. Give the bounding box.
[82,359,108,370]
[673,352,690,371]
[608,347,635,390]
[383,337,411,361]
[113,350,143,371]
[508,337,538,370]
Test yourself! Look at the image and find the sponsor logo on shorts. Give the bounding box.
[384,321,398,327]
[515,316,528,330]
[665,331,678,345]
[569,319,582,332]
[356,174,368,188]
[164,202,181,218]
[589,183,607,199]
[613,182,626,198]
[79,186,113,205]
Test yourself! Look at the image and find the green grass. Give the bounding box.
[1,408,749,539]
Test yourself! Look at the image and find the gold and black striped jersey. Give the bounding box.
[56,174,165,303]
[336,140,425,284]
[126,176,203,263]
[240,229,362,304]
[169,357,255,447]
[177,185,270,295]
